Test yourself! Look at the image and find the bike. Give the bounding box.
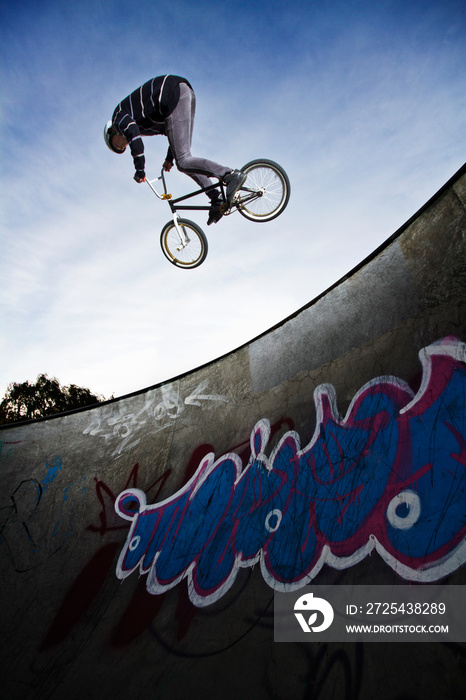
[146,159,290,269]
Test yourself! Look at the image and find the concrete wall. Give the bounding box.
[1,164,465,699]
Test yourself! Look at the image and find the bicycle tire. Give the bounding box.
[236,159,290,222]
[160,218,208,269]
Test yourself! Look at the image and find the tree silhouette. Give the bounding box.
[0,374,109,424]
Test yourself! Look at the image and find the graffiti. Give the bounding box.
[83,380,228,457]
[0,479,43,571]
[0,456,72,571]
[40,461,175,649]
[42,444,239,649]
[0,439,21,460]
[115,337,466,607]
[42,455,63,490]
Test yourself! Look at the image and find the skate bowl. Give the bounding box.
[1,163,465,699]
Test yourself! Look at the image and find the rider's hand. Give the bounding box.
[134,172,146,183]
[163,160,173,172]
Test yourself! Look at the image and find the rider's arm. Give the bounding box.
[116,113,146,181]
[164,145,174,171]
[128,126,146,181]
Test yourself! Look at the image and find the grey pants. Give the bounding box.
[165,83,231,198]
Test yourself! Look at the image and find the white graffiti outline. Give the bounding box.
[83,381,228,457]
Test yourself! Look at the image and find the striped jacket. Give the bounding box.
[111,75,192,177]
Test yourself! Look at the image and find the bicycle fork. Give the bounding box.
[146,175,191,251]
[172,213,191,251]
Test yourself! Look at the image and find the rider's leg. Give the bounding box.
[165,84,230,199]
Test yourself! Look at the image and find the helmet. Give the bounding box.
[104,120,125,153]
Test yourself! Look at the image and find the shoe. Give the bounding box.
[207,199,224,226]
[224,170,246,207]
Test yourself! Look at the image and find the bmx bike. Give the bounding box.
[146,159,290,269]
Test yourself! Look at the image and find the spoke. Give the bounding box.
[161,221,207,268]
[239,166,285,218]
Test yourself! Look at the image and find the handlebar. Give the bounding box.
[146,168,170,199]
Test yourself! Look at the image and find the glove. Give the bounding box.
[134,171,146,183]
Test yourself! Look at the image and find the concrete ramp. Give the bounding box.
[1,163,465,699]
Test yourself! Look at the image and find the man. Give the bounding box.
[104,75,246,225]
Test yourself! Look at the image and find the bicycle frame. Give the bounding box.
[146,169,220,211]
[146,170,220,246]
[146,169,262,220]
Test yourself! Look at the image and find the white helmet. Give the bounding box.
[104,120,125,153]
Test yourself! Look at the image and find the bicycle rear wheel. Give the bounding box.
[160,218,208,269]
[236,159,290,222]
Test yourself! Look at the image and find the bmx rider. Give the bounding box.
[104,75,246,225]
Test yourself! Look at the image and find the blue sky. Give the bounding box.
[1,0,465,400]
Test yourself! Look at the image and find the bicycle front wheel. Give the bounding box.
[160,218,208,269]
[236,159,290,222]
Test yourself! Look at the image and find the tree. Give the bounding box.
[0,374,109,424]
